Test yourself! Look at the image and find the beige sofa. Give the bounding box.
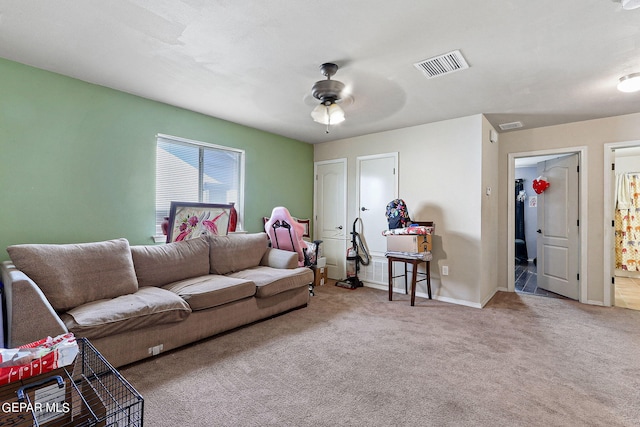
[1,232,313,367]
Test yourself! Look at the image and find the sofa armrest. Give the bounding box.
[1,261,68,347]
[260,248,298,269]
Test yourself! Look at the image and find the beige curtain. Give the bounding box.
[615,173,640,271]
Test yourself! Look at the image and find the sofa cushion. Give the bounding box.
[7,238,138,312]
[228,266,313,298]
[162,275,256,311]
[61,287,191,340]
[209,233,268,275]
[131,237,210,287]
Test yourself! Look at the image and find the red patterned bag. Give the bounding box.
[0,333,78,385]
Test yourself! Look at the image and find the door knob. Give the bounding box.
[361,207,370,211]
[537,229,542,234]
[336,226,343,230]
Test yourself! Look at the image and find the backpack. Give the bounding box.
[386,199,411,229]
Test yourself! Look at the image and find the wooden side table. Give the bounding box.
[387,255,432,306]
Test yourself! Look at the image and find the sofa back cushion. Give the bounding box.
[7,238,138,312]
[209,232,268,275]
[131,236,210,287]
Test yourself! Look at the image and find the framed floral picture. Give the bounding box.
[166,202,233,243]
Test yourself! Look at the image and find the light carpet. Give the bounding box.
[120,283,640,426]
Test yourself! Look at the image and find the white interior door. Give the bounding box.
[357,154,398,256]
[314,159,347,279]
[536,153,580,299]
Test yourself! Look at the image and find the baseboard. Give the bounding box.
[435,295,482,309]
[586,300,604,306]
[365,282,389,292]
[480,288,499,307]
[363,282,482,308]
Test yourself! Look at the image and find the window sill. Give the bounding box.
[153,235,167,244]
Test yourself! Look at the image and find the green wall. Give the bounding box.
[0,58,314,261]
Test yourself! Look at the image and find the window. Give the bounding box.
[155,134,244,237]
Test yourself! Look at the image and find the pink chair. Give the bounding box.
[265,207,322,294]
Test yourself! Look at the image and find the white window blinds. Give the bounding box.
[155,134,244,235]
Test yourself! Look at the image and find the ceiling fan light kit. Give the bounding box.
[311,102,345,125]
[310,63,347,132]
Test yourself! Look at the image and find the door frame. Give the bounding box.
[603,140,640,307]
[507,147,588,304]
[314,158,348,278]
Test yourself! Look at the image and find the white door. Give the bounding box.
[314,159,347,279]
[357,154,398,256]
[536,153,580,299]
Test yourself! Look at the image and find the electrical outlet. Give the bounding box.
[442,265,449,276]
[148,344,164,356]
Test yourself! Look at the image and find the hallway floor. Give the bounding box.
[514,261,567,299]
[516,262,640,310]
[614,276,640,310]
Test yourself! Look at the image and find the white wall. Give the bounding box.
[315,114,498,307]
[480,115,500,306]
[315,110,640,307]
[498,112,640,305]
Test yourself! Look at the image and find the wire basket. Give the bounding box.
[1,338,143,426]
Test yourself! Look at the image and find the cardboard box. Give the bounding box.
[386,234,432,253]
[314,266,328,287]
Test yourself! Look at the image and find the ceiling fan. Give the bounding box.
[309,63,351,133]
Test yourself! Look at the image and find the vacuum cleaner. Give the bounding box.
[336,218,371,289]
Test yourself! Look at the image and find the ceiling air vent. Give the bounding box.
[413,50,469,79]
[498,121,524,131]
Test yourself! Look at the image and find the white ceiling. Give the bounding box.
[1,1,640,144]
